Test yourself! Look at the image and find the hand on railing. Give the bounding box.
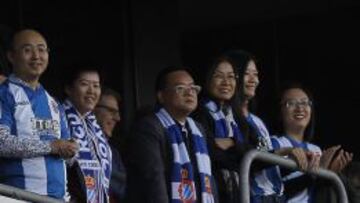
[288,148,308,171]
[306,151,320,172]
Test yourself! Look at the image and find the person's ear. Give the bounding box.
[65,85,72,97]
[7,51,15,64]
[157,91,164,104]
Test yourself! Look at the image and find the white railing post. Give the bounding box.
[239,149,348,203]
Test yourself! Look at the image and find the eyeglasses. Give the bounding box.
[166,84,201,95]
[96,104,120,117]
[282,99,313,109]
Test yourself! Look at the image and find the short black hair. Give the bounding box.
[155,66,193,92]
[61,62,103,101]
[7,28,47,51]
[63,62,103,88]
[100,86,121,104]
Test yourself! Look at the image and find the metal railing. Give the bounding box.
[0,183,64,203]
[240,149,348,203]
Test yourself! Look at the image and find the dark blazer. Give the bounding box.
[126,113,218,203]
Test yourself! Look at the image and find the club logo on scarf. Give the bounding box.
[85,175,96,189]
[178,169,195,202]
[204,175,212,193]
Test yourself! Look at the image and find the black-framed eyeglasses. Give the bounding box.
[96,104,120,117]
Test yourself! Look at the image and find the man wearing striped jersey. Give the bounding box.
[0,29,78,200]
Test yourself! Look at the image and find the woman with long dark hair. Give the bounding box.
[193,51,306,203]
[193,55,246,203]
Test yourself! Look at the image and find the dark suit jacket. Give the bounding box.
[126,113,218,203]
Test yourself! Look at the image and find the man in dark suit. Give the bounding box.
[126,66,217,203]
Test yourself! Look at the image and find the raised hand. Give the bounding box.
[320,145,341,169]
[328,149,353,173]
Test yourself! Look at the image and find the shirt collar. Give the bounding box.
[8,74,42,91]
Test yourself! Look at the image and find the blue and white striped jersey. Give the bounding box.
[271,135,322,203]
[247,114,284,200]
[0,75,69,200]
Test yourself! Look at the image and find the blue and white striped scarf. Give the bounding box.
[64,100,112,203]
[204,100,244,143]
[156,108,215,203]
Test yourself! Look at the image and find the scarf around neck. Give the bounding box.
[63,100,112,203]
[156,108,215,203]
[204,99,244,143]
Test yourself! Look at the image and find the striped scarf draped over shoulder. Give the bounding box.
[204,99,244,143]
[64,100,112,203]
[156,108,215,203]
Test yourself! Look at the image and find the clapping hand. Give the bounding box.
[320,145,353,173]
[306,151,320,172]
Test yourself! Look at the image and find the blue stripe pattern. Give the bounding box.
[204,100,244,143]
[271,135,322,203]
[245,114,283,198]
[0,75,67,199]
[156,108,214,203]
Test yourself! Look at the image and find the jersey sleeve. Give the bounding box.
[0,91,52,158]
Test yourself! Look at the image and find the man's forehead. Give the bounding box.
[101,94,118,103]
[78,78,100,83]
[166,70,194,85]
[13,30,47,47]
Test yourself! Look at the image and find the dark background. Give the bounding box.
[1,0,359,159]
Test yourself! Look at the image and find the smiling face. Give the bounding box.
[208,61,237,103]
[243,60,259,100]
[94,94,120,137]
[281,88,312,135]
[7,30,49,82]
[66,71,101,115]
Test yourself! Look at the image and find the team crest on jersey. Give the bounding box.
[178,169,195,202]
[85,175,96,189]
